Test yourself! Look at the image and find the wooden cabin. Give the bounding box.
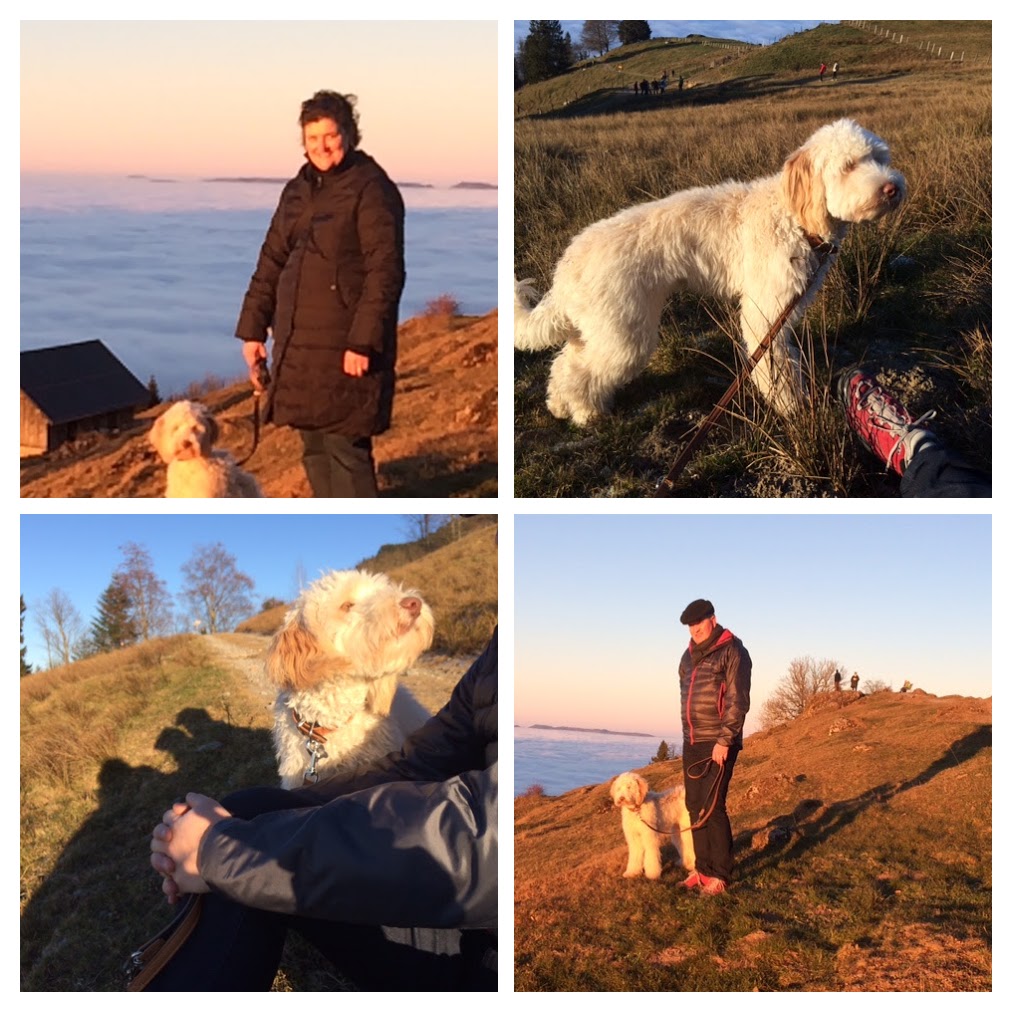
[21,341,150,455]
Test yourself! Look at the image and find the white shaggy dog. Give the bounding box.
[265,569,435,789]
[515,119,905,423]
[149,400,262,497]
[610,771,695,880]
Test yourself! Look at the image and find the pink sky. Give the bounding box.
[21,21,497,186]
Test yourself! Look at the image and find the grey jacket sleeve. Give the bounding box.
[198,762,497,930]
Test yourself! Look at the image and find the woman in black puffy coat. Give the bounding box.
[235,90,405,497]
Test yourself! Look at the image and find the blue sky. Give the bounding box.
[515,515,992,740]
[513,20,835,50]
[20,514,439,669]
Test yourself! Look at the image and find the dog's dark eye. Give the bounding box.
[843,160,855,173]
[340,602,354,613]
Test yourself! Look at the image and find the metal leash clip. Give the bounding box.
[303,730,327,786]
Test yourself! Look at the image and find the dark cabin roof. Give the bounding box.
[21,341,149,424]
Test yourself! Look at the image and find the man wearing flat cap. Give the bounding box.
[676,598,751,895]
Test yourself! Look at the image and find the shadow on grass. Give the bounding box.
[21,708,274,991]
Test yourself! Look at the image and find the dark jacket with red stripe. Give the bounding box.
[678,626,752,747]
[235,152,405,437]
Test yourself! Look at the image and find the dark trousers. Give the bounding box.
[145,787,495,992]
[901,441,991,498]
[299,430,378,498]
[681,741,740,883]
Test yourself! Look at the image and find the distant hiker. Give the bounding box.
[901,679,913,693]
[819,62,827,81]
[679,75,684,91]
[850,672,860,691]
[633,80,639,95]
[640,78,650,96]
[235,89,404,498]
[834,669,842,691]
[832,61,839,80]
[677,598,752,896]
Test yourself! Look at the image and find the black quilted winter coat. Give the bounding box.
[198,629,498,933]
[235,152,405,437]
[678,626,752,748]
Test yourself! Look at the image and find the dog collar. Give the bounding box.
[291,709,337,743]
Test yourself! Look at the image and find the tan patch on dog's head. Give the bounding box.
[781,147,831,239]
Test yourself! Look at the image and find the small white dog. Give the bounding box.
[516,118,905,422]
[149,400,262,497]
[265,569,435,789]
[610,771,695,880]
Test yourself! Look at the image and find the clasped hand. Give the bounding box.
[150,793,230,904]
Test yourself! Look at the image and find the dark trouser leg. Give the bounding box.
[900,441,991,498]
[681,741,739,882]
[299,430,378,498]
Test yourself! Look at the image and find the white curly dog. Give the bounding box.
[265,569,435,789]
[610,771,696,881]
[149,400,262,497]
[515,119,905,423]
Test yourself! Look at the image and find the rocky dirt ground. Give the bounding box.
[20,310,498,498]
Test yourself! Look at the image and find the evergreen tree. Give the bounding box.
[618,20,652,46]
[650,739,671,763]
[146,375,161,407]
[20,595,32,677]
[519,20,572,85]
[91,576,139,653]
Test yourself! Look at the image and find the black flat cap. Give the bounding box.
[680,599,715,625]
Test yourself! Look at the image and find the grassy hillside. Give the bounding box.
[237,515,498,651]
[20,636,280,991]
[514,689,991,991]
[515,20,991,497]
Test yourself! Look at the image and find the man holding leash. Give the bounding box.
[677,598,751,895]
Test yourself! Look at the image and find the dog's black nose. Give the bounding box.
[400,596,421,618]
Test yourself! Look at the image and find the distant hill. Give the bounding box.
[529,724,655,738]
[515,687,991,991]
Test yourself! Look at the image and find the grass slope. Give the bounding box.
[236,516,498,652]
[514,689,991,991]
[515,20,991,497]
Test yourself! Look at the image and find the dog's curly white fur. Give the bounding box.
[610,771,695,880]
[266,569,435,789]
[515,119,905,423]
[149,400,262,497]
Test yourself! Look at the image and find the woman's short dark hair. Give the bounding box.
[299,90,361,149]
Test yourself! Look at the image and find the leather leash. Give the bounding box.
[236,360,270,466]
[654,237,838,496]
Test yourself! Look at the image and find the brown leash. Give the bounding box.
[236,360,270,466]
[654,237,838,496]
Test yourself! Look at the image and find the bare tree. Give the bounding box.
[401,515,451,542]
[115,542,173,640]
[759,655,840,728]
[580,20,619,56]
[180,543,255,634]
[33,588,87,668]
